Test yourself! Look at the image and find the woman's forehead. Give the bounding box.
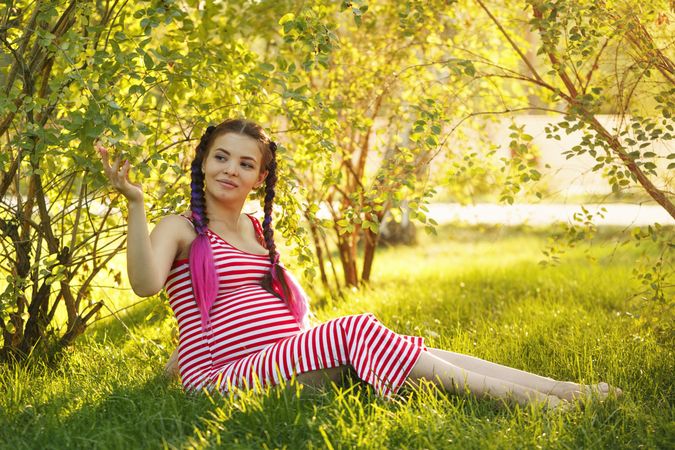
[210,133,263,159]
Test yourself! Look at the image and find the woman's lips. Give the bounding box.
[217,180,238,188]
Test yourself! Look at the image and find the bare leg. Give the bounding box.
[287,359,561,409]
[427,347,571,398]
[426,347,622,402]
[405,349,565,408]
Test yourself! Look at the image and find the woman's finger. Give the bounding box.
[98,146,112,172]
[111,155,121,174]
[120,160,131,179]
[121,161,139,188]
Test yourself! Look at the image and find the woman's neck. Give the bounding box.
[204,196,246,233]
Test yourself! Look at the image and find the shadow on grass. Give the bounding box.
[7,366,477,449]
[4,372,203,449]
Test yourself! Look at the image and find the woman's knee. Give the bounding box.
[408,348,460,381]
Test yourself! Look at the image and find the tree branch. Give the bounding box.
[474,0,546,85]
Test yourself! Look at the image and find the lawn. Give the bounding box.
[1,224,672,449]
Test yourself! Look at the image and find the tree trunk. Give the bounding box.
[336,233,358,287]
[361,227,380,282]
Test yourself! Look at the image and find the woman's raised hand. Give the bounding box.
[97,142,144,204]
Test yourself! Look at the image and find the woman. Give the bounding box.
[98,118,621,409]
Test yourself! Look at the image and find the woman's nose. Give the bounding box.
[223,161,238,175]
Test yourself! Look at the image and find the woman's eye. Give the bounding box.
[215,155,253,168]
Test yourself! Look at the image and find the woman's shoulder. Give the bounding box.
[153,212,198,262]
[155,212,197,238]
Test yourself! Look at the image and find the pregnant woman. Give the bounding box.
[98,118,621,409]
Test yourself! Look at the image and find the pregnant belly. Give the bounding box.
[207,286,303,366]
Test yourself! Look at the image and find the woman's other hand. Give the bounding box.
[164,347,180,380]
[97,142,144,204]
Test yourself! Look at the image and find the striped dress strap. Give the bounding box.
[245,213,266,248]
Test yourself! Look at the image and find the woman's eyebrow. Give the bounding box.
[214,148,257,162]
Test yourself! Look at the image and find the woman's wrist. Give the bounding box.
[127,197,145,210]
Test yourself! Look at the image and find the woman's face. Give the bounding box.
[201,132,268,203]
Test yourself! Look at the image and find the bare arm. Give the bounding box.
[126,204,184,296]
[97,143,186,297]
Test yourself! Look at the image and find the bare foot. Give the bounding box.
[554,381,623,402]
[588,382,623,400]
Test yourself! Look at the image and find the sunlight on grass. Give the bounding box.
[1,225,672,449]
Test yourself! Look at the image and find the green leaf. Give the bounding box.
[462,61,476,76]
[278,13,295,25]
[129,85,144,96]
[143,52,154,69]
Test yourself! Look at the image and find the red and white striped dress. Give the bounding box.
[164,213,428,400]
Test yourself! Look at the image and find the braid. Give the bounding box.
[188,125,218,333]
[190,125,216,234]
[259,141,291,301]
[262,141,278,260]
[259,140,311,330]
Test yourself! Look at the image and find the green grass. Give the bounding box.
[1,225,673,449]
